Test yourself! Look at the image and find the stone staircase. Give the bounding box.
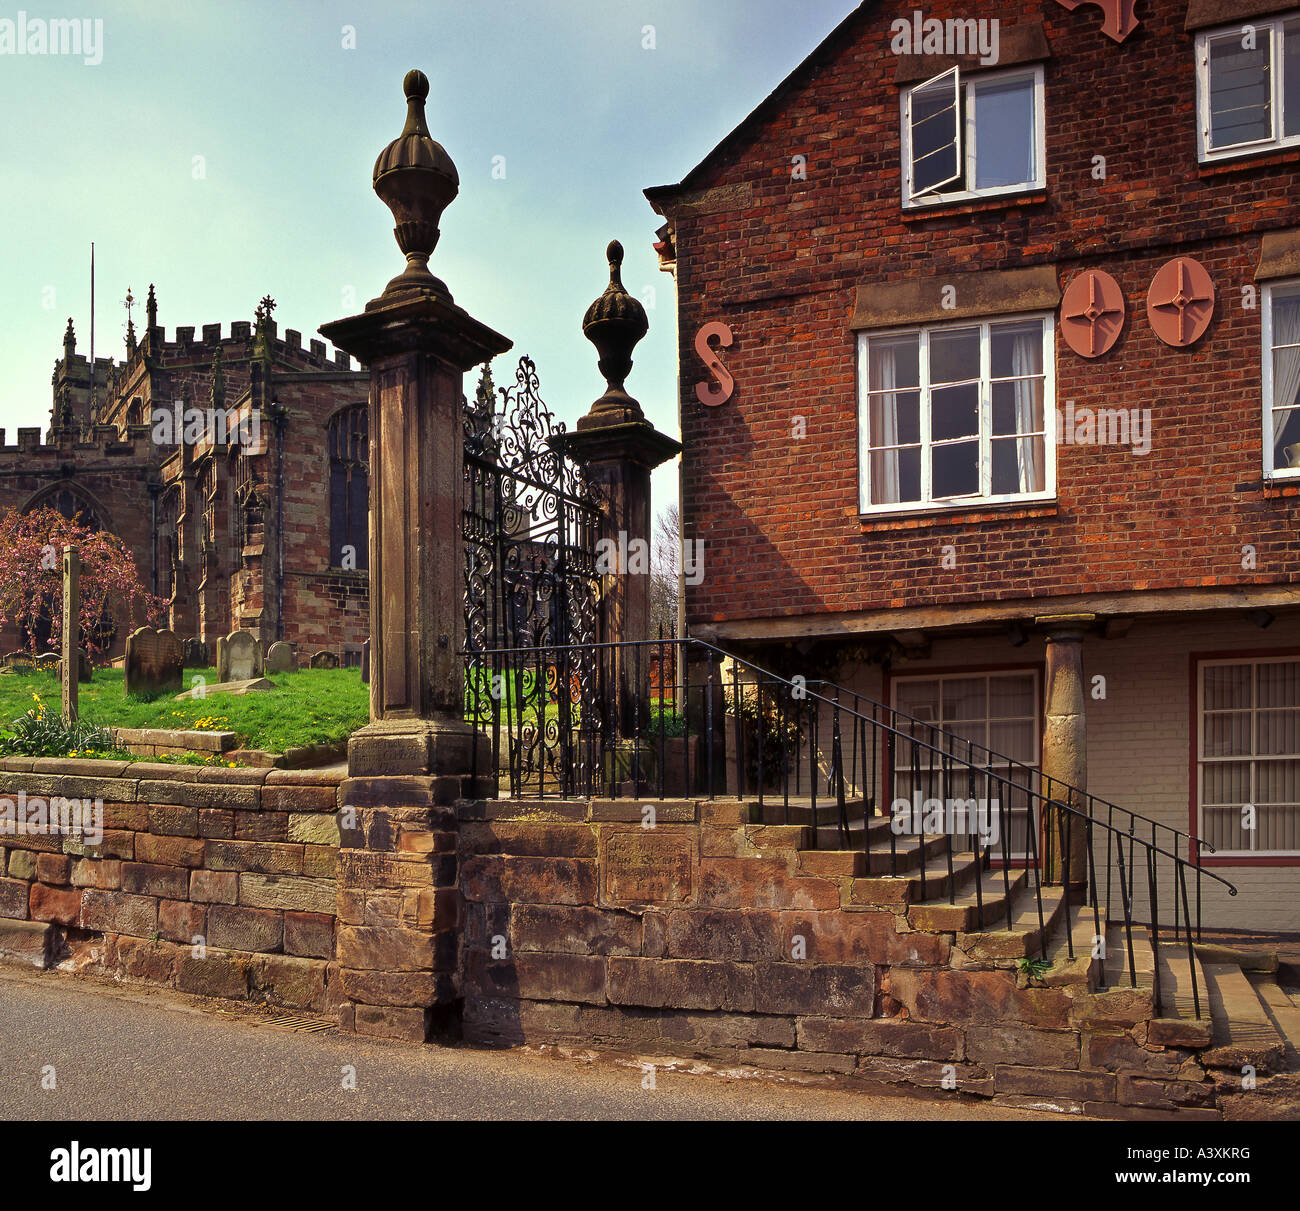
[753,799,1300,1117]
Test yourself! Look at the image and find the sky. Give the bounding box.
[0,0,855,517]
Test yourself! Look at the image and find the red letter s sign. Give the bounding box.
[694,321,734,406]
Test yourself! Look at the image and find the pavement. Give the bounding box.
[0,964,1064,1121]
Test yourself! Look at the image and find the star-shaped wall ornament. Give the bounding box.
[1061,269,1126,358]
[1146,257,1215,348]
[1055,0,1140,44]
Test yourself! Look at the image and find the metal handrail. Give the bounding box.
[463,634,1237,1017]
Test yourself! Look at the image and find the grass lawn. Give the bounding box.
[0,666,370,756]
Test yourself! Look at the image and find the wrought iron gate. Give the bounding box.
[462,355,605,792]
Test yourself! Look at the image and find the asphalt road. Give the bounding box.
[0,965,1059,1121]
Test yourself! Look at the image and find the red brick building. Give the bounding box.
[0,287,371,665]
[647,0,1300,927]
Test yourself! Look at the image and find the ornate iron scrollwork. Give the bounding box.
[463,356,605,794]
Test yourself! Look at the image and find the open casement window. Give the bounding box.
[906,67,962,198]
[902,65,1044,206]
[1198,657,1300,856]
[891,670,1040,862]
[1264,281,1300,478]
[1198,14,1300,160]
[858,315,1054,513]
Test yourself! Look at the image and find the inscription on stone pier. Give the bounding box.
[601,829,696,906]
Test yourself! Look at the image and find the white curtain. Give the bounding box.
[1011,329,1042,493]
[1273,299,1300,462]
[870,344,901,504]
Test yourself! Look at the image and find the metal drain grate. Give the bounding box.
[264,1014,336,1034]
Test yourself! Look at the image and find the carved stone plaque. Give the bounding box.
[601,829,696,906]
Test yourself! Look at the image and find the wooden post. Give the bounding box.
[62,545,79,724]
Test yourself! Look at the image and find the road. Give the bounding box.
[0,965,1061,1121]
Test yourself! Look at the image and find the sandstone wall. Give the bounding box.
[0,758,341,1012]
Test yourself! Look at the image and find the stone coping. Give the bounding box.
[455,797,761,824]
[0,754,344,786]
[112,727,238,754]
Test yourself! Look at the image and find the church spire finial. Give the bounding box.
[124,287,137,357]
[253,295,276,364]
[210,345,225,407]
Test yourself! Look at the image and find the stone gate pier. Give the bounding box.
[321,70,510,1041]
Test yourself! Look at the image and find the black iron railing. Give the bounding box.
[464,635,1237,1018]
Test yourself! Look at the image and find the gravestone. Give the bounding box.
[4,651,35,670]
[217,629,262,683]
[35,653,59,669]
[183,637,209,668]
[266,641,294,673]
[125,627,183,696]
[361,638,370,684]
[310,650,339,669]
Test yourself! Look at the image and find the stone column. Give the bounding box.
[319,69,510,1043]
[1036,614,1093,888]
[322,72,511,779]
[559,242,680,746]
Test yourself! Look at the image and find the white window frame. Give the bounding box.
[857,311,1057,515]
[890,668,1041,862]
[901,64,1046,208]
[1197,655,1300,857]
[1262,278,1300,480]
[1196,13,1300,162]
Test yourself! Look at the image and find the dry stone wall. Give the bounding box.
[0,757,341,1012]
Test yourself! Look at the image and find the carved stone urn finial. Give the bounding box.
[372,68,460,301]
[581,239,648,423]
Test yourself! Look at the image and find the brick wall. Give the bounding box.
[0,758,341,1011]
[659,1,1300,630]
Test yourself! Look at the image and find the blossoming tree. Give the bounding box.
[0,507,165,657]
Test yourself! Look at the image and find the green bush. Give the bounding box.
[0,701,117,758]
[725,686,807,785]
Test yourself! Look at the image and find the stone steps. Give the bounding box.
[849,845,986,911]
[1109,929,1297,1071]
[1039,899,1107,987]
[956,883,1068,962]
[797,831,952,879]
[907,867,1028,933]
[1249,974,1300,1069]
[1200,962,1289,1072]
